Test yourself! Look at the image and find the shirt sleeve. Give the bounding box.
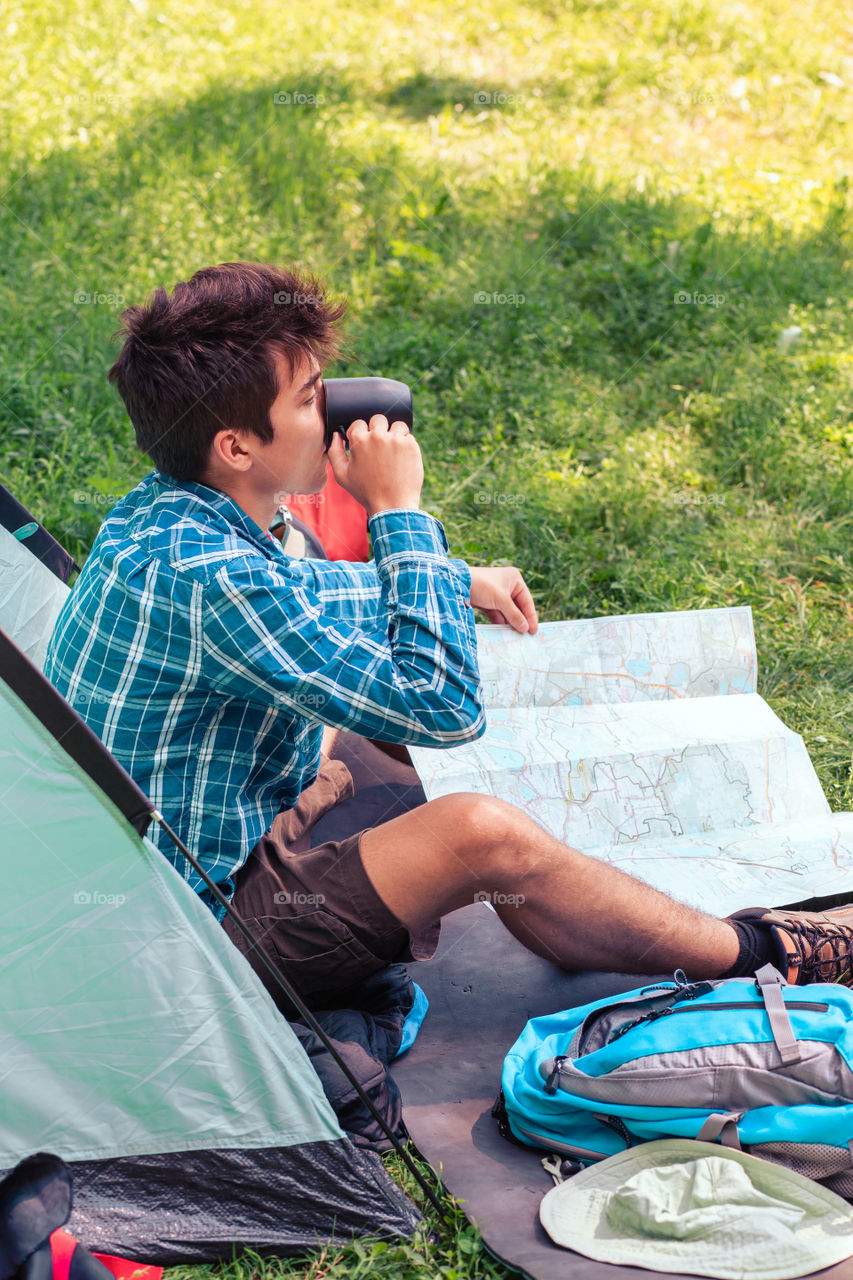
[289,532,472,629]
[286,556,383,625]
[201,509,485,747]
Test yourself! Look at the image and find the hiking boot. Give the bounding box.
[728,905,853,986]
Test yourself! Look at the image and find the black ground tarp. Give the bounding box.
[59,1143,420,1264]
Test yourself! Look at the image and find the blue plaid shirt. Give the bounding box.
[43,472,484,916]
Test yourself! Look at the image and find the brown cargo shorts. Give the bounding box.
[223,746,441,1012]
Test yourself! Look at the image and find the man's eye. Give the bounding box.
[303,394,317,406]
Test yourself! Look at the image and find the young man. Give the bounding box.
[44,262,853,1015]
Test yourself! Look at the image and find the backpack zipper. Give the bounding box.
[662,999,827,1013]
[545,998,830,1087]
[544,1055,568,1095]
[612,1005,675,1039]
[572,974,717,1055]
[610,998,828,1041]
[607,998,824,1039]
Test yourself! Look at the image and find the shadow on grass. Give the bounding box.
[1,78,851,610]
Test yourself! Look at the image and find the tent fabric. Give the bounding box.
[0,525,70,670]
[0,630,151,835]
[0,669,338,1161]
[0,636,421,1257]
[0,486,76,585]
[0,492,426,1259]
[391,904,853,1280]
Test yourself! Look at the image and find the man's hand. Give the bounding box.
[469,566,538,634]
[328,415,423,517]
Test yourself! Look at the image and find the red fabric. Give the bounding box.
[49,1229,77,1280]
[91,1253,162,1280]
[49,1229,162,1280]
[286,464,369,561]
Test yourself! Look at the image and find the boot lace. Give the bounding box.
[783,917,853,984]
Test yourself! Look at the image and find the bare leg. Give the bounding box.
[359,793,739,978]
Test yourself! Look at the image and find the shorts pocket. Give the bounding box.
[243,908,386,1011]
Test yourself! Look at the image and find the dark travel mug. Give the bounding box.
[322,377,413,450]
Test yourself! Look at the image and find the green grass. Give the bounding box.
[3,0,853,1272]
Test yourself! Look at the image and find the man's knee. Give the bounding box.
[424,792,533,874]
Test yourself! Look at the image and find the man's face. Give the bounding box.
[251,349,328,497]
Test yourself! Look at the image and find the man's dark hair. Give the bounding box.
[108,262,348,480]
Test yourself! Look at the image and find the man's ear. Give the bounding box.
[209,429,253,473]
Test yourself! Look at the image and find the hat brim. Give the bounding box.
[539,1139,853,1280]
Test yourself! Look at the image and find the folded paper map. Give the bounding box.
[408,607,853,916]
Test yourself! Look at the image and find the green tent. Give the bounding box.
[0,489,420,1260]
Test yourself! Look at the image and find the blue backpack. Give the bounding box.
[499,965,853,1198]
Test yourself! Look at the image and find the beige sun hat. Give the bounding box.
[539,1139,853,1279]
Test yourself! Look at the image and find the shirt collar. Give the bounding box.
[153,472,285,560]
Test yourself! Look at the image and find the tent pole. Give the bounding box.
[150,810,448,1225]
